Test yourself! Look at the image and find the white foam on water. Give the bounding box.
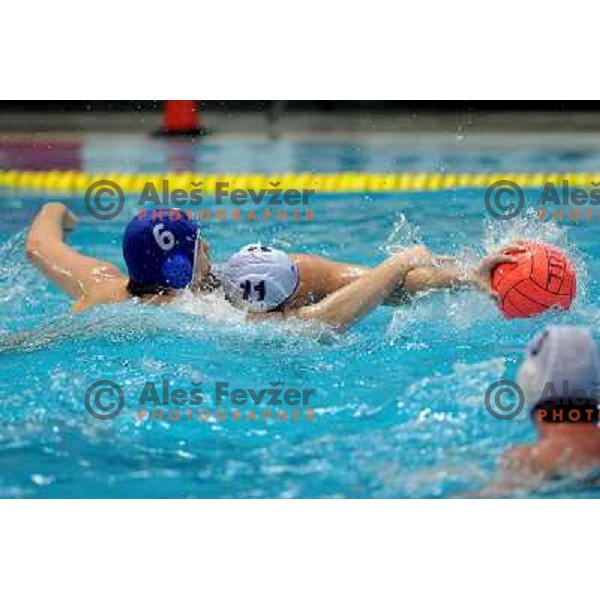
[482,207,569,252]
[173,289,246,325]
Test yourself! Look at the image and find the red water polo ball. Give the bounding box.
[491,240,576,319]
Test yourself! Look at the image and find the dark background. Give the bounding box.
[1,101,599,112]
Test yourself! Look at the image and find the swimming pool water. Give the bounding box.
[7,135,600,173]
[1,157,600,498]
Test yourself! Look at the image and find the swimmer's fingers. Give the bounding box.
[483,253,518,270]
[498,243,528,254]
[62,208,79,232]
[472,253,515,293]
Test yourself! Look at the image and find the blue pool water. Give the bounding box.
[1,148,600,497]
[79,136,600,173]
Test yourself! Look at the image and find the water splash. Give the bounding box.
[379,212,422,255]
[482,207,590,303]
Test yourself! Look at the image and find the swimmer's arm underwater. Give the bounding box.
[26,202,127,307]
[285,246,436,331]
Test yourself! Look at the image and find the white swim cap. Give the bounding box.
[518,326,600,406]
[221,244,300,312]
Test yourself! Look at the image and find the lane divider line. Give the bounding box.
[1,171,599,193]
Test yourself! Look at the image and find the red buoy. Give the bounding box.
[159,100,207,136]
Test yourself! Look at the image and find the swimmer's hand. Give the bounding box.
[471,244,525,302]
[39,202,79,233]
[62,206,79,232]
[27,201,125,302]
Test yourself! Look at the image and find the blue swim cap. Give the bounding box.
[122,210,198,289]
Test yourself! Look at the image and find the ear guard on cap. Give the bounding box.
[161,253,194,289]
[122,210,199,291]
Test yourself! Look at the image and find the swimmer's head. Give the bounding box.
[220,244,300,312]
[123,210,200,295]
[517,326,600,411]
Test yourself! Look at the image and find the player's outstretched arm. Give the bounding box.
[26,202,125,300]
[291,252,461,305]
[289,246,436,331]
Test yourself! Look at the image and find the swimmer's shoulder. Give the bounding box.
[478,444,548,495]
[499,444,536,470]
[290,253,356,281]
[545,437,600,475]
[71,278,130,313]
[501,440,583,480]
[289,253,362,306]
[498,443,552,478]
